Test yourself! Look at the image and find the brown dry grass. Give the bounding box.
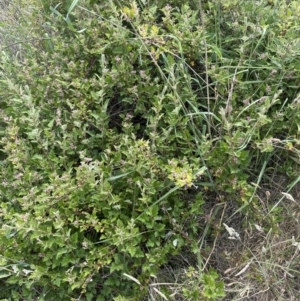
[147,175,300,301]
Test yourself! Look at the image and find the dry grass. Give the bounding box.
[146,175,300,301]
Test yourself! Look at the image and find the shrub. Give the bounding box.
[0,1,208,300]
[0,0,299,300]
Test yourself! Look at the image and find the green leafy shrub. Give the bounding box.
[0,1,209,300]
[0,0,300,300]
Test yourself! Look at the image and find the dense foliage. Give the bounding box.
[0,0,299,300]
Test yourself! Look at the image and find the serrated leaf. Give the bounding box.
[0,271,12,279]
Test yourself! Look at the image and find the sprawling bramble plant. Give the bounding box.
[0,0,299,300]
[0,1,209,300]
